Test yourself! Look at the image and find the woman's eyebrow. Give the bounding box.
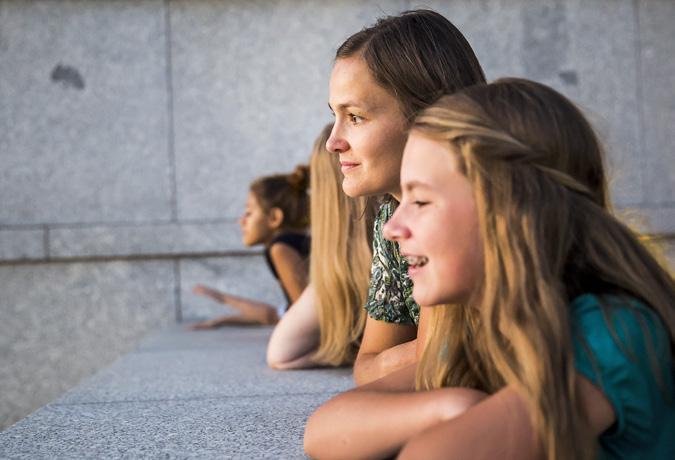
[328,100,372,112]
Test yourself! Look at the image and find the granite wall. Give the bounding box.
[1,0,673,430]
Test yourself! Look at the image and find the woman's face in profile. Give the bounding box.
[326,56,409,200]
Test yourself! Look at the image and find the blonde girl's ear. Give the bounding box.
[268,207,284,230]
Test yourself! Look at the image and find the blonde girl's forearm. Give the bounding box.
[304,385,487,460]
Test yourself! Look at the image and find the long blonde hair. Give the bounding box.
[414,79,675,459]
[310,124,373,366]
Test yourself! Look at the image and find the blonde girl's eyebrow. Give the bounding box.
[403,180,432,192]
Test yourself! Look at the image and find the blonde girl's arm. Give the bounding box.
[398,377,615,460]
[303,365,488,460]
[269,242,309,303]
[266,285,321,369]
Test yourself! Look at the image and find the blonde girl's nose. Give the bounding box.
[383,210,411,242]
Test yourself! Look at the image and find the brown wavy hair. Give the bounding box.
[310,123,373,365]
[250,165,310,230]
[413,79,675,459]
[336,9,486,121]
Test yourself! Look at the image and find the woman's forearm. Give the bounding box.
[304,386,486,460]
[353,339,417,385]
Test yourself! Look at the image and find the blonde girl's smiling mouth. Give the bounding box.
[402,254,429,277]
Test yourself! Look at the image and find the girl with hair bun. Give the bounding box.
[305,79,675,459]
[190,165,310,328]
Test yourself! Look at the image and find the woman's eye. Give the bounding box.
[413,200,430,208]
[349,114,364,124]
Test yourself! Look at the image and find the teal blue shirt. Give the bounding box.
[572,294,674,459]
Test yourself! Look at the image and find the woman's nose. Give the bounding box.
[325,128,349,153]
[383,210,411,242]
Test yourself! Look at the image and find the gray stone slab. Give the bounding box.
[562,0,642,207]
[0,394,326,459]
[0,261,175,430]
[171,0,407,221]
[57,344,352,404]
[49,221,248,258]
[136,323,275,352]
[180,256,287,320]
[638,0,675,206]
[0,229,45,260]
[617,206,675,235]
[418,0,526,79]
[0,0,172,225]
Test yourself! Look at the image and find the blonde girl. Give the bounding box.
[267,123,373,369]
[190,166,310,328]
[305,79,674,459]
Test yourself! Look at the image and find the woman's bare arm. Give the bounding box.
[304,365,487,460]
[353,313,421,385]
[267,285,321,369]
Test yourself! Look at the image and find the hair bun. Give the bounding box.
[287,164,310,192]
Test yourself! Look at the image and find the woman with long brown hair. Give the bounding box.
[266,123,372,368]
[326,8,486,384]
[305,79,674,459]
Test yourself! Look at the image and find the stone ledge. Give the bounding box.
[0,221,258,263]
[0,325,351,459]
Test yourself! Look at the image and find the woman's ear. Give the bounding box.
[268,207,284,229]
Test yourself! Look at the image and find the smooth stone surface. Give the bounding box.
[638,0,675,206]
[171,0,407,221]
[0,229,45,260]
[0,261,175,430]
[49,221,247,258]
[0,325,350,459]
[179,256,287,321]
[0,0,172,225]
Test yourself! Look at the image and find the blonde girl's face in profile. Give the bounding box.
[239,191,276,247]
[326,56,409,199]
[384,133,483,306]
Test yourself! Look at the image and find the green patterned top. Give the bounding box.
[364,201,420,325]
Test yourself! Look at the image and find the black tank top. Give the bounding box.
[264,232,310,303]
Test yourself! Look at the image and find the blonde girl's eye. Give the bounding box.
[413,200,430,208]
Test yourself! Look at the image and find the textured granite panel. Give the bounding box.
[49,221,247,258]
[136,323,275,352]
[0,394,328,459]
[0,261,175,430]
[171,0,407,220]
[563,0,642,207]
[617,206,675,235]
[638,0,675,206]
[0,229,45,260]
[0,0,171,225]
[57,345,352,404]
[180,256,287,320]
[418,0,526,79]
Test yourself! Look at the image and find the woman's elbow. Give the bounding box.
[303,413,327,459]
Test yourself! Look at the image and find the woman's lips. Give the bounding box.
[403,254,428,277]
[340,161,359,173]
